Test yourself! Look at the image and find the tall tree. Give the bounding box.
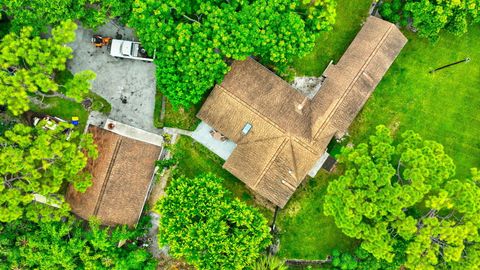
[129,0,337,108]
[324,125,480,269]
[0,217,156,269]
[379,0,480,41]
[0,20,95,115]
[157,174,271,270]
[0,0,134,33]
[0,122,97,223]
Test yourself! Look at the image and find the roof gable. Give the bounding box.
[66,125,161,226]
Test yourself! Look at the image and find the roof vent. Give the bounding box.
[242,123,252,135]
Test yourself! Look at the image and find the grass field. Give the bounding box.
[153,94,201,131]
[292,0,373,76]
[278,0,480,262]
[29,97,89,131]
[277,171,359,260]
[350,28,480,178]
[170,136,273,219]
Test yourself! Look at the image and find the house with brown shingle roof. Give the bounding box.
[196,16,407,208]
[66,122,163,226]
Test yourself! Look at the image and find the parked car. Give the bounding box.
[109,39,155,62]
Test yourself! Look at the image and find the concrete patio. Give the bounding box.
[191,122,237,160]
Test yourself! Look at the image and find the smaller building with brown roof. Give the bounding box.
[66,122,162,227]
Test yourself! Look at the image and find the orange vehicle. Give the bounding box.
[92,35,112,48]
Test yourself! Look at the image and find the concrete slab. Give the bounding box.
[308,151,330,177]
[103,119,163,147]
[191,122,237,160]
[67,21,161,133]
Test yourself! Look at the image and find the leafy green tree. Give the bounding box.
[129,0,336,108]
[325,125,455,261]
[330,246,405,270]
[0,122,97,223]
[380,0,480,41]
[405,0,480,41]
[0,20,95,115]
[404,169,480,269]
[324,125,480,269]
[157,173,271,270]
[0,216,156,269]
[0,0,134,33]
[63,70,97,102]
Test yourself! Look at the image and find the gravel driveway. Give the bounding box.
[67,21,161,133]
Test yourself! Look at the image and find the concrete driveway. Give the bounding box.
[67,21,161,133]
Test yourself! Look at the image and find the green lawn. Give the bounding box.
[292,0,373,76]
[278,0,480,262]
[29,97,89,131]
[171,135,273,219]
[277,171,359,261]
[350,28,480,178]
[153,94,201,131]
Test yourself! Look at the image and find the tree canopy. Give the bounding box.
[0,122,97,223]
[0,0,134,33]
[157,173,271,270]
[0,20,96,115]
[129,0,336,108]
[324,125,480,269]
[0,217,156,269]
[380,0,480,41]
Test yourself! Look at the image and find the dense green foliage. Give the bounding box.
[157,173,271,269]
[0,0,134,33]
[0,217,156,269]
[0,21,95,115]
[380,0,480,41]
[129,0,336,108]
[0,122,97,223]
[330,246,405,270]
[325,125,480,269]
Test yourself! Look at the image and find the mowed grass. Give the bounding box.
[292,0,373,76]
[29,97,89,131]
[350,27,480,178]
[171,136,273,219]
[277,171,359,261]
[153,94,201,131]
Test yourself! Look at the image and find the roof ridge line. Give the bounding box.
[93,137,123,216]
[312,21,394,141]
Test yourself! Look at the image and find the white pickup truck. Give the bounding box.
[109,39,155,62]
